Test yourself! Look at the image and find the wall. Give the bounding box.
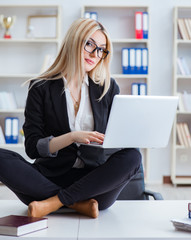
[1,0,191,183]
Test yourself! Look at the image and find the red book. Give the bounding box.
[0,215,48,236]
[135,12,143,39]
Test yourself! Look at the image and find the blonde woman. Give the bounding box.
[0,18,141,218]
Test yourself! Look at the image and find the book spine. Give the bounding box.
[176,123,185,146]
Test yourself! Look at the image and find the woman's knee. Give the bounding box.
[109,148,142,170]
[0,148,18,157]
[129,148,142,167]
[0,148,23,171]
[124,148,142,177]
[0,148,24,160]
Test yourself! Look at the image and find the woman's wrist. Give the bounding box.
[49,132,74,153]
[70,131,76,143]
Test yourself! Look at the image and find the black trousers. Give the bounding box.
[0,148,141,210]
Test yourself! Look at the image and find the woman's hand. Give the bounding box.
[49,131,104,154]
[71,131,104,144]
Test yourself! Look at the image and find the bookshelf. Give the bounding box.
[171,6,191,185]
[81,5,150,181]
[0,5,61,156]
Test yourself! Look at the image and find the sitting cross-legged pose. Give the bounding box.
[0,18,141,218]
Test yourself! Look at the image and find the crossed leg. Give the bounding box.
[28,148,141,219]
[28,196,99,218]
[0,149,99,218]
[0,148,141,219]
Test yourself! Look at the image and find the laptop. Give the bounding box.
[80,95,178,149]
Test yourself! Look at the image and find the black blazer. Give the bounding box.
[23,77,120,176]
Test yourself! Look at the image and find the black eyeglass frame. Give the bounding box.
[84,40,109,59]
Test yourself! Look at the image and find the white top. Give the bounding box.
[64,74,94,168]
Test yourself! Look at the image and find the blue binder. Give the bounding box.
[131,83,147,95]
[84,11,91,18]
[135,48,142,74]
[131,83,139,95]
[4,117,19,144]
[122,48,129,74]
[84,11,98,21]
[129,48,136,74]
[11,117,19,144]
[141,48,148,74]
[139,83,147,95]
[143,12,149,39]
[5,117,12,144]
[90,12,98,21]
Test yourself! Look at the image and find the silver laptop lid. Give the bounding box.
[102,95,178,148]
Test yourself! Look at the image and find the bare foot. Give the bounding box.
[69,199,99,218]
[28,195,63,218]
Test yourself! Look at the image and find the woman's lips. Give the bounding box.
[85,59,95,65]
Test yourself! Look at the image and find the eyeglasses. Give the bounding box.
[84,40,109,59]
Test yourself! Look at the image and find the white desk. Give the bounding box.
[0,200,191,239]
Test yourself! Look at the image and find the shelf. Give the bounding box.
[82,4,150,182]
[176,39,191,44]
[82,5,149,8]
[0,4,61,8]
[0,143,24,148]
[176,75,191,79]
[0,74,37,78]
[0,109,24,113]
[0,39,59,43]
[176,145,190,149]
[0,38,148,45]
[0,4,61,160]
[172,6,191,185]
[112,74,149,79]
[112,39,149,44]
[177,111,191,115]
[171,177,191,185]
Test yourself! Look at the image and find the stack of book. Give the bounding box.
[177,57,190,75]
[171,218,191,232]
[177,92,191,112]
[0,92,17,110]
[176,122,191,147]
[178,18,191,40]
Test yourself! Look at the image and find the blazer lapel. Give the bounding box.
[89,78,104,132]
[50,78,71,133]
[50,77,105,134]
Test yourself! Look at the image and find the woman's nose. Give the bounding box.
[90,49,98,58]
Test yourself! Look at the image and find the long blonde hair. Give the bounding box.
[30,18,112,99]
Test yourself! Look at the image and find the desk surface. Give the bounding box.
[0,200,191,239]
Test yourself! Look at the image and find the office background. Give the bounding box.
[1,0,191,184]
